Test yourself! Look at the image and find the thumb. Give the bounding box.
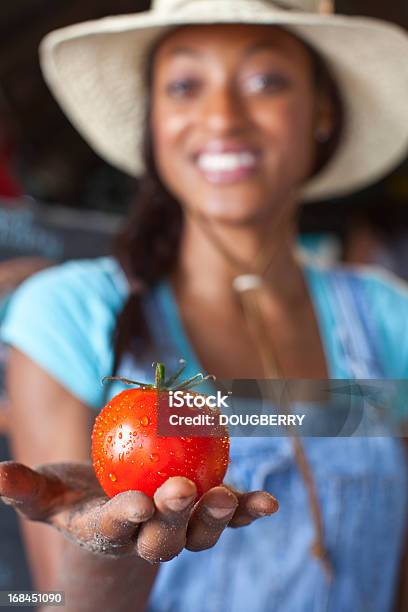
[0,461,66,521]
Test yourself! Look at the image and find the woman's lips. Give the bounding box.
[195,151,260,184]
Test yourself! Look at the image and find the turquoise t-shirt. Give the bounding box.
[0,257,129,408]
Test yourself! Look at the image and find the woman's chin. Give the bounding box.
[193,198,276,226]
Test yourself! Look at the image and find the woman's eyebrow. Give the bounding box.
[164,40,283,60]
[243,41,282,58]
[167,46,202,58]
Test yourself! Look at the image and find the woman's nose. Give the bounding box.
[201,86,248,135]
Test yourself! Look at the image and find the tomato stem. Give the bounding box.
[154,362,166,389]
[173,372,216,390]
[102,361,216,391]
[102,375,154,389]
[164,359,187,387]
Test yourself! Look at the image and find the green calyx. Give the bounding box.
[102,359,215,392]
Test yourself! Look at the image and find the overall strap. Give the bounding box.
[326,269,385,379]
[143,285,183,370]
[114,282,182,389]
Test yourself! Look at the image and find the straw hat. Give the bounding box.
[39,0,408,201]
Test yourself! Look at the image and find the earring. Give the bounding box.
[315,127,331,144]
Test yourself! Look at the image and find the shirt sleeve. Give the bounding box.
[363,267,408,377]
[0,258,127,409]
[362,267,408,423]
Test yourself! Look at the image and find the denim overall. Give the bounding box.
[117,266,408,612]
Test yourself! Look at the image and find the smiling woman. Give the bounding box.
[0,2,408,612]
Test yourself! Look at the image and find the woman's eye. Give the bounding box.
[245,73,291,95]
[165,78,201,98]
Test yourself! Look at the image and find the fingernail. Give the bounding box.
[129,509,153,522]
[166,495,195,512]
[254,510,270,517]
[207,506,235,519]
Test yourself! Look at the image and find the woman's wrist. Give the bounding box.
[48,538,159,612]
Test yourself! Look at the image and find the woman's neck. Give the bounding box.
[171,212,307,308]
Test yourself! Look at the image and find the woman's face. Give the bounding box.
[151,25,329,224]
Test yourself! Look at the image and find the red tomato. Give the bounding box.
[92,384,230,499]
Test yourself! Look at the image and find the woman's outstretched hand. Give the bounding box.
[0,461,278,563]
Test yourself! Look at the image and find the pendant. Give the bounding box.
[232,274,264,293]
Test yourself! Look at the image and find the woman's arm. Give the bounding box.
[7,345,94,591]
[4,347,278,612]
[6,347,159,611]
[0,257,53,295]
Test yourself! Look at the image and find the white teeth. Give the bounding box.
[197,152,257,173]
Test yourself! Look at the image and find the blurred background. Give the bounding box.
[0,0,407,601]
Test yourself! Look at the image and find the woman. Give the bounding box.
[1,1,408,611]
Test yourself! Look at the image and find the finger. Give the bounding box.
[53,489,155,555]
[0,461,65,520]
[227,491,279,528]
[96,490,155,544]
[185,486,238,551]
[137,477,197,563]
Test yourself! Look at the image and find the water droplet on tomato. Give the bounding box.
[109,473,117,482]
[97,431,103,437]
[119,453,124,462]
[133,431,138,436]
[107,436,113,443]
[140,416,149,426]
[150,453,159,463]
[138,443,143,449]
[118,432,123,439]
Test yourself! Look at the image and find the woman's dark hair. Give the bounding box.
[112,29,345,374]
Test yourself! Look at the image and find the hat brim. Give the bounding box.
[39,6,408,201]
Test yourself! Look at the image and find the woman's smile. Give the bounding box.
[193,142,261,185]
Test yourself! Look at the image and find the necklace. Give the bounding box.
[182,202,333,580]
